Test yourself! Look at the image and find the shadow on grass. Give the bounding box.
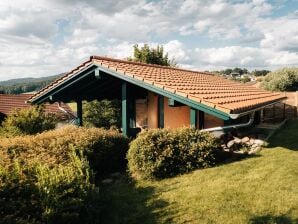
[249,214,298,224]
[215,150,261,166]
[97,174,170,224]
[267,119,298,151]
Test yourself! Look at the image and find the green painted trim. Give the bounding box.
[158,96,164,128]
[96,66,230,120]
[190,108,197,128]
[199,110,204,130]
[121,82,128,136]
[76,99,83,126]
[31,64,230,120]
[31,65,97,104]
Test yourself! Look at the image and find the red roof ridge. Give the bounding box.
[90,55,215,76]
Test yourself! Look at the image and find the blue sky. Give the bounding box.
[0,0,297,81]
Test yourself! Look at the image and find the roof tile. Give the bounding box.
[29,56,286,114]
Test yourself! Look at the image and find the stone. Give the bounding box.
[251,144,259,149]
[254,139,265,146]
[249,139,255,145]
[234,137,242,144]
[227,140,235,148]
[241,137,250,143]
[248,147,261,155]
[102,178,113,184]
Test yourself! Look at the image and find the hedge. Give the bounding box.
[0,125,129,176]
[127,128,220,179]
[0,125,129,223]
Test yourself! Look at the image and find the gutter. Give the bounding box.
[201,112,255,132]
[229,100,285,119]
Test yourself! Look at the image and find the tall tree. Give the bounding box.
[128,44,176,66]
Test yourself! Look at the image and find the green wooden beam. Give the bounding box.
[198,110,204,130]
[122,82,129,136]
[76,99,83,126]
[190,108,197,128]
[31,65,97,104]
[31,65,230,120]
[96,66,230,120]
[158,96,164,128]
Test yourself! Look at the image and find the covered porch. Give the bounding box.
[28,56,285,137]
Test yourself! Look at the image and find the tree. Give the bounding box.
[251,69,270,77]
[261,67,298,91]
[0,105,57,136]
[82,99,121,129]
[128,44,176,66]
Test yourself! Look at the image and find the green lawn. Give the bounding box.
[99,120,298,224]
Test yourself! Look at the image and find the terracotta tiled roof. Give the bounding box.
[29,56,286,114]
[0,94,73,117]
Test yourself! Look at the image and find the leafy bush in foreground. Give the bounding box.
[0,105,57,136]
[0,152,100,224]
[0,126,128,223]
[0,125,129,176]
[127,128,220,179]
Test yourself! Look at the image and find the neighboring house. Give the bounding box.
[28,56,286,136]
[0,93,74,123]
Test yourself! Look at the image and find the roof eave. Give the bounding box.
[229,98,286,119]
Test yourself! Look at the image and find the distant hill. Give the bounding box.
[0,74,64,94]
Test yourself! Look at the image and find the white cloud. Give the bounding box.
[193,46,298,70]
[0,0,297,81]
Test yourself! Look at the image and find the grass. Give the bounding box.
[99,120,298,224]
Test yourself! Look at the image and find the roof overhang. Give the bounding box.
[29,61,286,121]
[29,63,231,120]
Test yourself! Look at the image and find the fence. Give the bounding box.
[261,91,298,123]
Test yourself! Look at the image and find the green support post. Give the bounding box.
[158,96,164,128]
[76,99,83,126]
[122,82,129,136]
[198,110,204,130]
[190,108,197,128]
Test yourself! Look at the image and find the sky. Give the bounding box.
[0,0,297,81]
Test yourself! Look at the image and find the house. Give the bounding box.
[28,56,286,136]
[0,93,74,122]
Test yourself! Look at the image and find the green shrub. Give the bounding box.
[127,128,220,179]
[0,105,57,136]
[0,126,128,223]
[0,125,129,176]
[0,152,101,224]
[83,99,121,129]
[261,67,298,91]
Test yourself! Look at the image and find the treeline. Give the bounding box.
[215,68,270,76]
[0,74,63,94]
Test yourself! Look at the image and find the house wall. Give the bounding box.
[164,98,190,128]
[203,113,224,128]
[147,92,158,128]
[144,91,225,129]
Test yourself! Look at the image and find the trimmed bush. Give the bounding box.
[0,125,129,175]
[0,126,129,223]
[127,128,220,179]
